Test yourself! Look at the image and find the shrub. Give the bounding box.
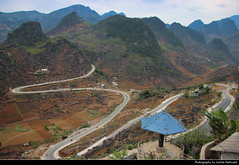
[217,91,222,98]
[109,149,127,160]
[80,123,91,129]
[127,144,134,150]
[173,128,213,159]
[44,124,49,131]
[198,83,204,90]
[183,91,189,98]
[138,86,169,100]
[201,86,211,95]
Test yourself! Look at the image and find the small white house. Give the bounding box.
[34,68,49,75]
[130,89,141,93]
[112,82,118,86]
[95,83,106,88]
[41,69,48,72]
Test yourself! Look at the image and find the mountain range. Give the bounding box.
[0,3,238,44]
[188,17,239,42]
[0,4,125,43]
[0,4,239,97]
[187,16,239,62]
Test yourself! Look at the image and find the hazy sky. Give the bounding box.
[0,0,239,26]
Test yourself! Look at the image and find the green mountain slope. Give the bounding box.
[0,21,91,97]
[170,22,206,44]
[47,12,84,35]
[209,38,237,63]
[92,15,180,85]
[225,31,239,59]
[94,15,162,59]
[49,15,182,86]
[4,21,47,46]
[142,17,184,49]
[169,22,237,67]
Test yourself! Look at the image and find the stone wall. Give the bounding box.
[200,141,217,159]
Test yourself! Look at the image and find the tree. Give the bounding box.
[201,86,211,95]
[174,128,213,158]
[183,91,189,98]
[202,108,229,142]
[202,100,239,143]
[198,82,204,90]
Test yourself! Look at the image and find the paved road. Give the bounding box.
[11,66,234,160]
[43,88,130,160]
[11,64,130,160]
[200,84,234,135]
[77,93,183,156]
[77,84,235,157]
[11,65,96,94]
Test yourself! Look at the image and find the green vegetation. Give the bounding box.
[44,124,49,131]
[2,127,11,132]
[127,143,138,150]
[24,40,46,55]
[29,141,40,149]
[170,22,206,44]
[54,14,178,83]
[85,110,99,118]
[95,15,162,59]
[210,38,229,53]
[142,17,185,49]
[201,86,211,95]
[198,82,204,90]
[183,82,211,98]
[79,122,91,129]
[5,21,47,46]
[95,67,108,79]
[0,49,15,65]
[202,108,229,142]
[173,128,214,159]
[109,148,127,160]
[88,110,99,118]
[183,91,190,98]
[138,86,171,100]
[217,91,222,98]
[50,12,83,32]
[13,124,29,132]
[24,37,69,55]
[2,125,29,133]
[44,123,72,143]
[202,102,239,142]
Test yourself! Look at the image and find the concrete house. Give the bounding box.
[210,132,239,160]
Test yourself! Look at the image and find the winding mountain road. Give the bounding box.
[200,84,235,135]
[11,64,235,160]
[76,84,235,157]
[11,65,130,160]
[12,65,96,94]
[43,88,130,160]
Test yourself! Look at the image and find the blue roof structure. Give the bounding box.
[141,110,187,135]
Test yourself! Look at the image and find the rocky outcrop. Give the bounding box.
[4,22,47,46]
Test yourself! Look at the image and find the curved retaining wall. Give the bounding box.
[200,141,216,160]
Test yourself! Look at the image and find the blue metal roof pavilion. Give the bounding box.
[141,110,187,148]
[141,110,187,135]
